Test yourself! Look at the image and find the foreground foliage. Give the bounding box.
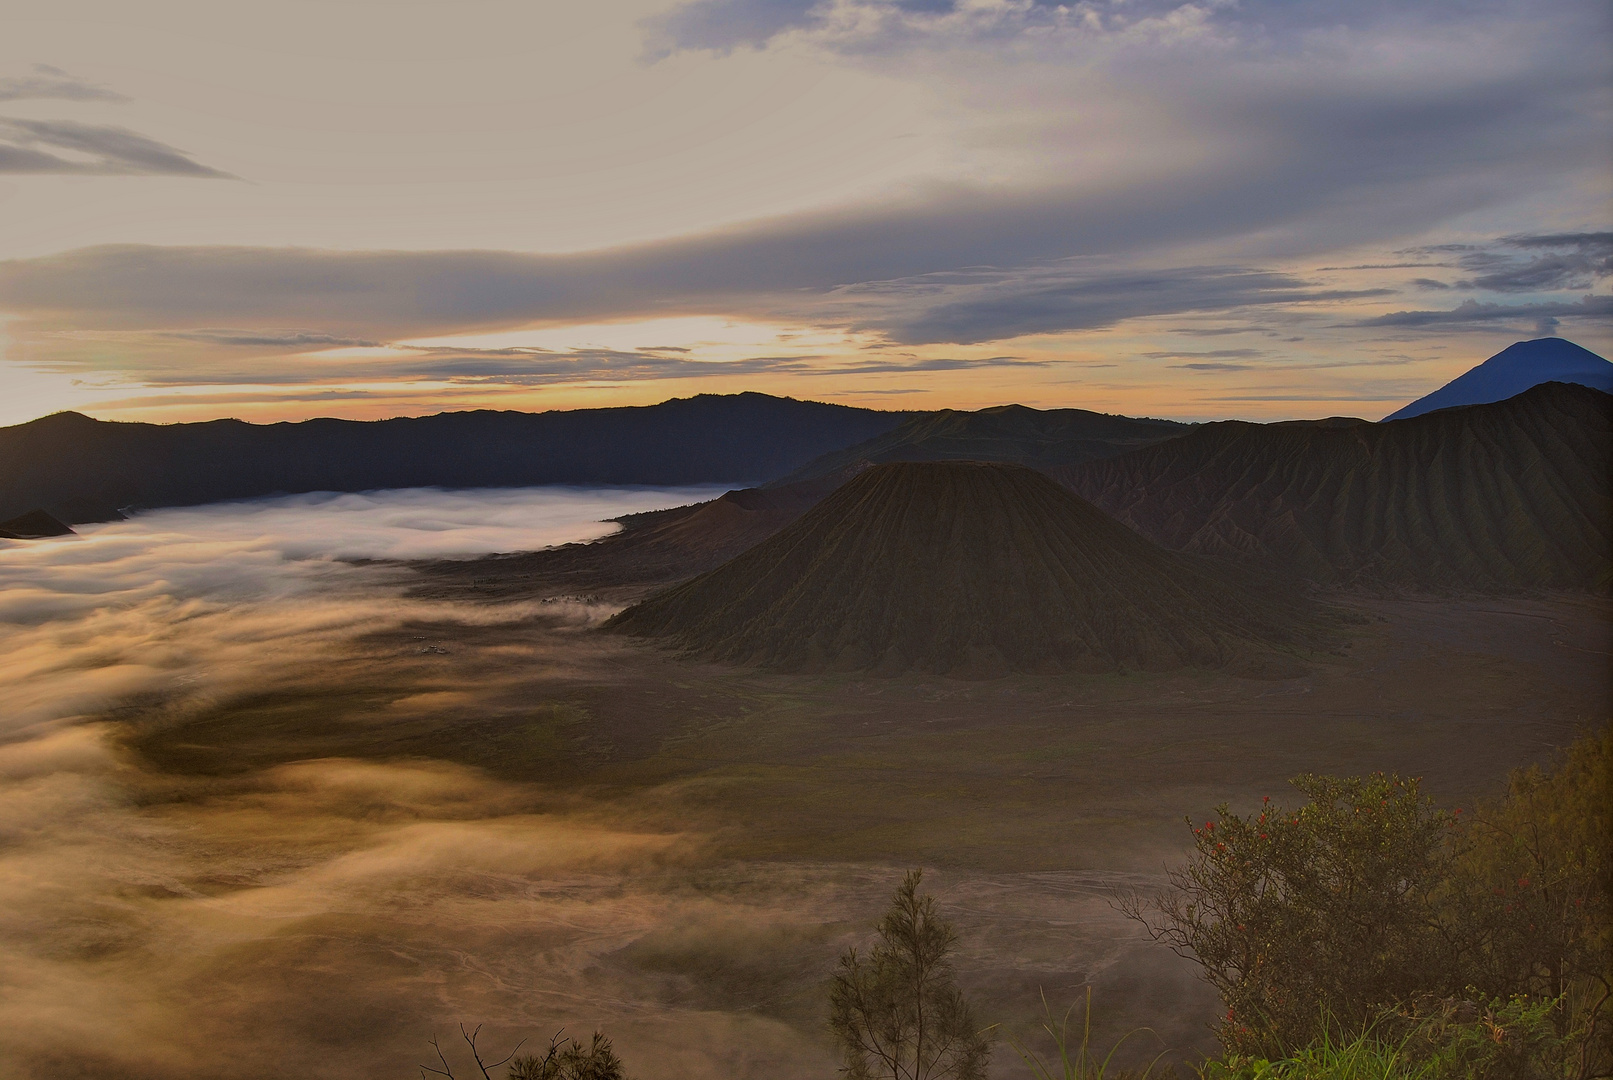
[1007,987,1175,1080]
[1200,995,1569,1079]
[1129,725,1612,1077]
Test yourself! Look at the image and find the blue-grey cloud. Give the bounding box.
[642,0,819,57]
[0,65,127,103]
[1354,294,1613,328]
[857,266,1393,344]
[647,0,1461,55]
[1397,232,1613,293]
[0,117,235,177]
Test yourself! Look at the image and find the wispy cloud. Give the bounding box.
[160,329,382,348]
[1355,295,1613,329]
[1397,232,1613,293]
[0,117,235,177]
[0,64,127,103]
[847,264,1393,345]
[1143,349,1265,360]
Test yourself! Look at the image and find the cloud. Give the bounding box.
[850,264,1393,345]
[641,0,819,57]
[0,65,128,103]
[161,329,382,349]
[1398,232,1613,293]
[1165,325,1275,337]
[0,117,235,177]
[0,240,1393,350]
[1143,349,1265,360]
[1354,294,1613,328]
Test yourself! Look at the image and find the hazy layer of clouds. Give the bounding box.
[0,487,1206,1078]
[0,486,717,729]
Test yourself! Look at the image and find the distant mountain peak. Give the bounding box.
[1382,337,1611,422]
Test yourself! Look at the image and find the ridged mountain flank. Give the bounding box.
[606,461,1317,676]
[1057,382,1612,591]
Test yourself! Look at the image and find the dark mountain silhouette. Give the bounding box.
[770,404,1188,486]
[1056,382,1612,591]
[0,393,909,524]
[606,461,1318,676]
[1382,338,1611,421]
[0,509,74,539]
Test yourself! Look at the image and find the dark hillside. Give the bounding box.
[0,393,909,524]
[607,461,1319,676]
[772,404,1187,486]
[1056,382,1612,591]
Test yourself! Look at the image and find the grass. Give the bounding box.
[1006,987,1174,1080]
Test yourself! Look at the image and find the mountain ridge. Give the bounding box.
[769,403,1189,487]
[0,393,912,524]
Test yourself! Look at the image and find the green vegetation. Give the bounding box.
[1134,724,1611,1078]
[1006,988,1174,1080]
[1125,773,1454,1056]
[1199,996,1571,1079]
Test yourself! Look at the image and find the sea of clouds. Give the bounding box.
[0,484,1202,1079]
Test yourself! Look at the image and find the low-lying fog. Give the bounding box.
[5,484,1595,1080]
[3,485,879,1079]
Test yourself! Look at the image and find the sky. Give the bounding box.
[0,0,1608,425]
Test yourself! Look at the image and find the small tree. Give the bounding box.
[1125,773,1454,1056]
[508,1031,628,1080]
[830,869,992,1080]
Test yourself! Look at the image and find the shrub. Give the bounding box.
[1443,725,1612,1075]
[1125,773,1454,1056]
[1130,724,1611,1076]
